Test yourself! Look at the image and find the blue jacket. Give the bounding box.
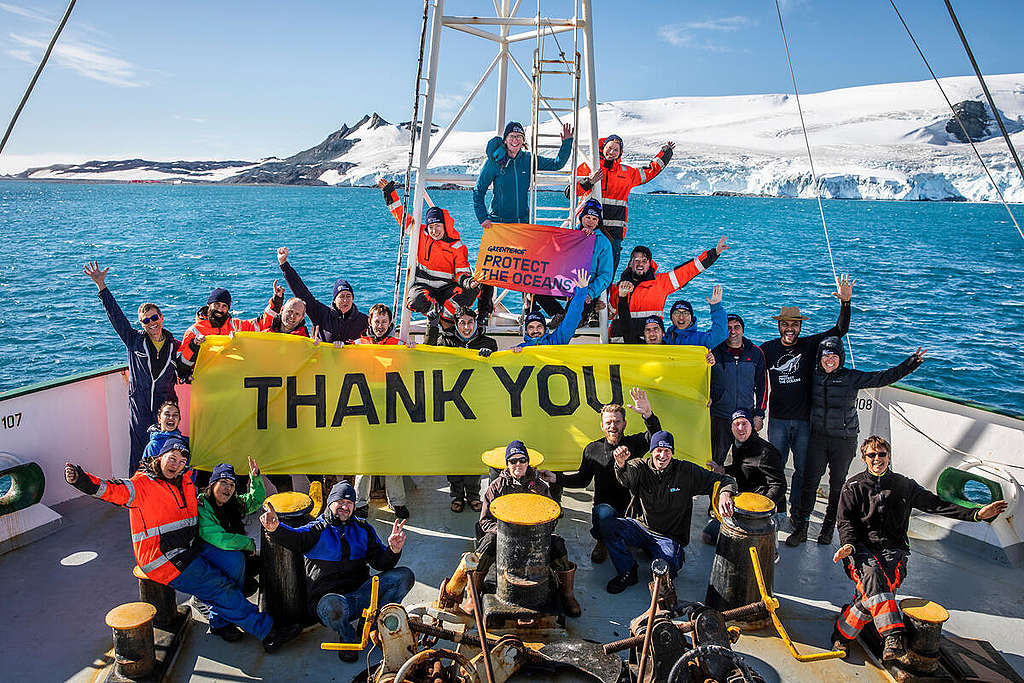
[473,136,573,224]
[268,513,400,614]
[518,286,587,348]
[142,428,188,462]
[665,302,727,348]
[587,230,614,301]
[710,338,768,420]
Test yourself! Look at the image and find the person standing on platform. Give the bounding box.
[830,436,1006,663]
[84,261,184,475]
[276,246,368,343]
[786,339,926,547]
[760,275,853,522]
[709,314,767,464]
[571,135,675,272]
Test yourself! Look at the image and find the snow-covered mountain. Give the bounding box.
[8,74,1024,202]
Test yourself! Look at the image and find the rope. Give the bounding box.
[391,0,432,323]
[889,0,1024,241]
[944,0,1024,186]
[774,0,855,367]
[0,0,77,156]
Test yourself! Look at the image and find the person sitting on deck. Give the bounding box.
[142,400,188,463]
[829,435,1007,663]
[603,431,737,594]
[702,409,787,545]
[197,459,266,642]
[709,314,768,465]
[570,135,675,272]
[532,198,613,328]
[84,261,187,475]
[260,481,413,663]
[65,438,302,653]
[376,178,481,336]
[476,440,580,617]
[556,388,661,564]
[613,238,728,344]
[760,275,854,523]
[787,339,926,548]
[355,303,403,346]
[276,246,368,343]
[664,286,727,348]
[256,280,309,336]
[512,268,590,351]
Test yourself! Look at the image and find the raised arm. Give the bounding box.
[277,248,334,329]
[85,262,136,347]
[546,269,589,345]
[851,348,925,390]
[536,125,574,170]
[65,462,138,507]
[653,237,728,298]
[630,142,675,188]
[809,274,854,345]
[377,179,416,231]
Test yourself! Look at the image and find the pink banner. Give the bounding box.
[473,222,594,296]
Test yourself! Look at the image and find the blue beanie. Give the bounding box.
[649,431,674,452]
[524,311,546,328]
[158,437,190,460]
[643,315,665,332]
[210,463,236,485]
[670,300,693,317]
[731,408,753,423]
[503,121,525,139]
[579,199,602,221]
[207,287,231,306]
[424,206,445,227]
[333,278,354,299]
[505,440,529,462]
[602,134,623,152]
[326,481,357,507]
[727,313,744,329]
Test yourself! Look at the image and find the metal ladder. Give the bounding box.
[529,0,582,227]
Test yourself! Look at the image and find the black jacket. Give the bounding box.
[837,468,979,552]
[559,412,661,513]
[811,337,921,437]
[280,261,368,343]
[615,457,736,545]
[429,325,499,351]
[724,434,787,512]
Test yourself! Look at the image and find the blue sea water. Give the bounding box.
[1,180,1022,414]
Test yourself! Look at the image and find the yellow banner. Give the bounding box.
[190,333,710,474]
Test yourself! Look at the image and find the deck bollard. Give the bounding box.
[490,493,561,610]
[132,565,177,629]
[260,491,314,625]
[105,602,157,680]
[900,598,949,673]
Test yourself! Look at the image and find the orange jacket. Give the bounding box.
[180,314,259,365]
[357,335,402,345]
[574,140,672,240]
[255,296,309,336]
[380,182,473,290]
[71,464,199,584]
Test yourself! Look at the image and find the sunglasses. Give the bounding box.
[140,314,160,324]
[864,451,889,459]
[507,456,529,465]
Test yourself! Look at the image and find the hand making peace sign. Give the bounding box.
[388,518,407,553]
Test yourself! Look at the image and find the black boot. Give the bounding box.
[785,521,808,547]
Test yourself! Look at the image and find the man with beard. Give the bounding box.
[261,481,413,662]
[603,431,737,594]
[179,287,260,372]
[760,275,853,522]
[84,261,186,474]
[613,238,728,343]
[571,135,675,272]
[476,441,581,617]
[709,314,768,465]
[276,246,368,343]
[557,388,661,563]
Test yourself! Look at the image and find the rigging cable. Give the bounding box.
[774,0,856,367]
[944,0,1024,186]
[889,0,1023,241]
[0,0,77,156]
[391,0,432,323]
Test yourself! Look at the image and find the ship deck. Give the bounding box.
[3,476,1022,682]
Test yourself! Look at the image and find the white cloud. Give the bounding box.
[658,15,752,52]
[7,33,147,87]
[0,2,52,23]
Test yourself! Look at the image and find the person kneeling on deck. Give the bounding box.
[198,459,266,641]
[65,439,302,653]
[261,481,414,663]
[702,409,787,545]
[476,441,581,617]
[513,268,590,351]
[830,436,1006,663]
[557,388,661,564]
[604,431,737,594]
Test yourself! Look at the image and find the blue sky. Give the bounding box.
[0,0,1021,169]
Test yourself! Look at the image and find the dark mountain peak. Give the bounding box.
[281,113,391,166]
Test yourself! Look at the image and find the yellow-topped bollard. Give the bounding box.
[491,492,561,526]
[900,598,950,673]
[491,492,562,611]
[260,490,315,624]
[105,602,157,680]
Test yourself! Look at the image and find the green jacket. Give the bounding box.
[198,475,266,552]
